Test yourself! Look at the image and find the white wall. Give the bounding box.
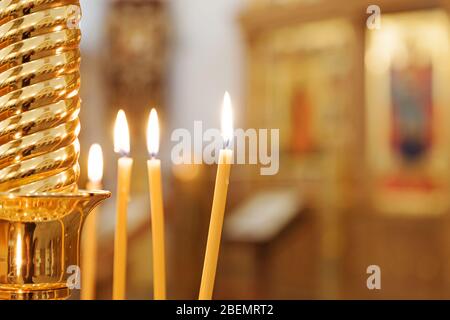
[79,0,109,53]
[167,0,245,132]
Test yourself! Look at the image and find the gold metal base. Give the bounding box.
[0,190,110,300]
[0,283,69,300]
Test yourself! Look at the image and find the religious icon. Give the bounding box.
[366,10,450,215]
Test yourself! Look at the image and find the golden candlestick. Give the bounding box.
[0,0,82,193]
[0,191,110,300]
[0,1,111,300]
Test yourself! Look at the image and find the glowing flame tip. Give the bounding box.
[114,109,130,156]
[147,108,160,157]
[88,144,104,183]
[221,91,234,147]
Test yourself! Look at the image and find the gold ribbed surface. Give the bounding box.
[0,0,81,193]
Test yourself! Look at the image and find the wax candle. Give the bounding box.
[81,144,104,300]
[199,92,234,300]
[112,110,133,300]
[146,109,166,300]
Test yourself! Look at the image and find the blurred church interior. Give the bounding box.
[77,0,450,299]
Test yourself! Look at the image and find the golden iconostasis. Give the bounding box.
[233,0,450,299]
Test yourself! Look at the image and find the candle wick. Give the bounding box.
[119,151,129,158]
[150,152,157,159]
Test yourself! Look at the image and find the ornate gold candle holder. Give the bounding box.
[0,0,111,300]
[0,190,110,300]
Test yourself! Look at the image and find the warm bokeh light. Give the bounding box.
[114,109,130,155]
[221,91,234,147]
[88,144,104,183]
[147,108,160,157]
[172,163,201,182]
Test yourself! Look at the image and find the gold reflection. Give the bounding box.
[0,191,110,300]
[15,231,22,278]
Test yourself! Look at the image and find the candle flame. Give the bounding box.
[147,108,160,157]
[16,231,22,277]
[88,144,104,183]
[114,110,130,156]
[221,91,234,147]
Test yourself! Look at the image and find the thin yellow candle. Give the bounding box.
[199,92,234,300]
[146,108,166,300]
[81,144,104,300]
[112,110,133,300]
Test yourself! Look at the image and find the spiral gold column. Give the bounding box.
[0,1,112,300]
[0,0,82,193]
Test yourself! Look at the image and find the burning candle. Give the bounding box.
[146,109,166,300]
[81,144,104,300]
[112,110,133,300]
[199,92,234,300]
